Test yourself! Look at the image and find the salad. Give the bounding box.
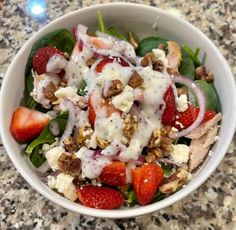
[10,12,222,209]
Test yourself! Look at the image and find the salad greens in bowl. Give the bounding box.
[1,3,236,218]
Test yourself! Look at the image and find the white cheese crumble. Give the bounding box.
[45,146,65,171]
[112,85,134,112]
[176,94,188,112]
[152,48,168,68]
[171,144,190,164]
[47,173,77,201]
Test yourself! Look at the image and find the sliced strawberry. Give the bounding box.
[100,161,126,187]
[132,164,164,205]
[88,95,121,127]
[161,86,176,126]
[10,107,50,143]
[33,46,65,75]
[174,105,216,130]
[96,56,129,73]
[77,185,124,209]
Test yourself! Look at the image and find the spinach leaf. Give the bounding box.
[137,36,168,57]
[162,165,172,177]
[26,96,37,109]
[108,26,128,41]
[97,11,127,41]
[26,124,55,155]
[77,80,88,96]
[26,112,68,155]
[30,145,46,168]
[125,189,137,204]
[177,137,191,146]
[153,190,165,202]
[182,45,201,67]
[26,71,34,94]
[179,57,195,80]
[194,80,218,111]
[209,82,221,112]
[54,112,69,134]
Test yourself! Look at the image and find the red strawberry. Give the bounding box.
[33,46,65,75]
[77,185,124,209]
[100,161,126,187]
[132,164,164,205]
[10,107,50,143]
[162,86,176,126]
[174,105,216,130]
[96,56,129,73]
[88,95,121,128]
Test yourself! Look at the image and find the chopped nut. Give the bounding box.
[177,87,188,96]
[77,126,93,145]
[141,52,157,67]
[145,148,163,163]
[63,136,79,152]
[145,152,156,163]
[123,114,138,141]
[128,71,144,88]
[42,82,58,102]
[147,130,161,148]
[86,57,96,67]
[103,79,123,98]
[195,66,214,82]
[97,137,110,149]
[159,168,188,194]
[161,136,174,155]
[58,153,81,175]
[153,59,164,72]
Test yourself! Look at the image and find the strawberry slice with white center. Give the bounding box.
[33,46,65,75]
[10,107,50,143]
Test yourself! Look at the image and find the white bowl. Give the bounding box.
[1,3,236,218]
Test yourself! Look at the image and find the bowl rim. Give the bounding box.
[1,2,236,219]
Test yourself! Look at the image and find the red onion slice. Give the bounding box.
[35,161,50,176]
[169,76,206,139]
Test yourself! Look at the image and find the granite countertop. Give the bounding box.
[0,0,236,229]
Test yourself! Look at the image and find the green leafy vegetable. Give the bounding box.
[194,80,217,111]
[26,124,55,155]
[182,45,201,67]
[179,57,195,80]
[30,145,46,168]
[153,190,165,202]
[97,11,127,41]
[137,36,168,56]
[77,80,88,96]
[162,165,172,177]
[177,137,191,146]
[26,112,68,155]
[125,189,137,204]
[209,83,221,112]
[26,96,37,109]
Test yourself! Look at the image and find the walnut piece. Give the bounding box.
[57,153,81,175]
[63,136,79,153]
[97,137,110,149]
[159,168,188,194]
[145,148,163,163]
[177,87,188,97]
[141,52,164,72]
[77,126,93,146]
[86,57,96,67]
[195,66,214,82]
[128,71,144,88]
[42,82,58,102]
[123,114,138,141]
[103,79,123,98]
[147,130,161,148]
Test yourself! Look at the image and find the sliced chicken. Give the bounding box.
[189,124,219,172]
[167,41,182,75]
[186,113,222,139]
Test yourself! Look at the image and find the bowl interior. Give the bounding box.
[1,3,236,218]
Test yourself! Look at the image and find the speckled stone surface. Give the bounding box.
[0,0,236,229]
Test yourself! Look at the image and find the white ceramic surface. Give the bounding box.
[0,3,236,218]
